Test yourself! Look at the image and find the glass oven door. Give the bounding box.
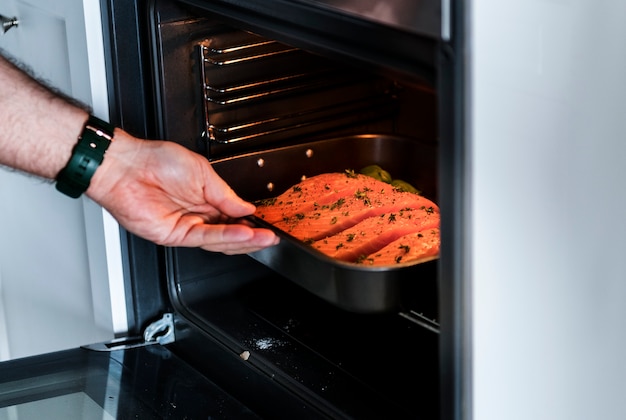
[0,344,261,419]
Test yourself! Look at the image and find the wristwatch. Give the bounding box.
[55,115,115,198]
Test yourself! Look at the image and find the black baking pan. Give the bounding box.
[211,134,439,313]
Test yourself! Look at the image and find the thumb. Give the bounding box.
[206,174,257,217]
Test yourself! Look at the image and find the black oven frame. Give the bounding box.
[100,0,468,418]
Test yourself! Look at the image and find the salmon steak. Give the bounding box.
[361,228,440,265]
[311,207,440,262]
[254,170,440,266]
[255,172,398,224]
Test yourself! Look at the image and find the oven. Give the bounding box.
[0,0,464,418]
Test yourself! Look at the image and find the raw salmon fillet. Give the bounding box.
[254,172,391,224]
[361,228,440,265]
[254,170,440,266]
[269,181,438,241]
[311,208,440,262]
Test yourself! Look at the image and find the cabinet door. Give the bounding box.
[0,0,123,361]
[0,0,94,104]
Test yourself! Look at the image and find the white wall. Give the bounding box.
[0,0,124,361]
[469,1,626,419]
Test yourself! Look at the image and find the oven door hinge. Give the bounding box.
[82,313,176,352]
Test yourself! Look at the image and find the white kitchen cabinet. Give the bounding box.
[0,0,126,360]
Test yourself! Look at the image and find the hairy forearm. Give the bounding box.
[0,52,89,180]
[0,52,277,253]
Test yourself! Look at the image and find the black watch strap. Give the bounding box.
[55,115,115,198]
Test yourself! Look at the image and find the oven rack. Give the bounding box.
[197,28,398,154]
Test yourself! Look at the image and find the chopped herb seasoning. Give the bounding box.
[395,256,403,264]
[388,213,397,223]
[344,169,358,178]
[336,243,344,250]
[324,184,330,190]
[346,233,356,242]
[355,255,374,265]
[354,189,373,206]
[303,238,315,245]
[330,216,338,225]
[399,244,411,253]
[330,198,345,210]
[292,186,302,193]
[294,213,305,220]
[257,197,277,206]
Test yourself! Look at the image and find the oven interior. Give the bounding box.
[142,0,442,417]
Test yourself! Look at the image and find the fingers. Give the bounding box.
[208,226,280,254]
[201,167,258,218]
[182,223,279,254]
[217,195,257,218]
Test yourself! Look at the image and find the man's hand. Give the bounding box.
[87,131,279,254]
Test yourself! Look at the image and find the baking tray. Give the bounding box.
[211,134,439,313]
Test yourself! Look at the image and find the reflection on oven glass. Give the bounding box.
[309,0,440,36]
[0,392,114,420]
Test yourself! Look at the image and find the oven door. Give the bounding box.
[0,344,263,419]
[0,305,439,419]
[0,312,335,419]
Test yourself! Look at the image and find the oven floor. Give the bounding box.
[173,271,440,419]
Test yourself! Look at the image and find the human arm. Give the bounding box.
[0,52,278,254]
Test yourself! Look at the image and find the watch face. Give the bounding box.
[55,115,113,198]
[85,115,115,140]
